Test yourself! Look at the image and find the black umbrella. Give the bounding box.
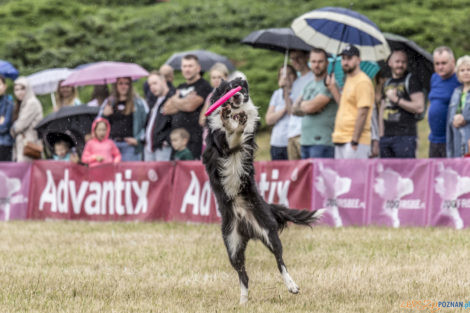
[241,28,313,53]
[35,105,100,156]
[165,50,235,72]
[384,33,433,90]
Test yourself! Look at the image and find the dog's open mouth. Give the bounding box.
[228,92,244,109]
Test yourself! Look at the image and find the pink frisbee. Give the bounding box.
[205,86,242,116]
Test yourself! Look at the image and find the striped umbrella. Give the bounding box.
[291,7,390,62]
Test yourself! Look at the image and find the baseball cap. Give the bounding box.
[339,45,360,57]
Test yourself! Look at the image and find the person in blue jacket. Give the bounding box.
[0,75,14,161]
[446,55,470,157]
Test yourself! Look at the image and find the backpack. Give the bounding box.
[384,73,428,121]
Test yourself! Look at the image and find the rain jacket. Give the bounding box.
[10,77,43,161]
[0,94,14,146]
[446,86,470,157]
[81,117,121,166]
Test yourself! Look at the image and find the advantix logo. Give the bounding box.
[39,169,149,215]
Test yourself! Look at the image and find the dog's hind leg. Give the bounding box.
[224,228,250,304]
[262,230,299,294]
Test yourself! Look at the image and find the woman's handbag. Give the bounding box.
[23,142,43,159]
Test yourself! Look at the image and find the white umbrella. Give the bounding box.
[27,68,76,110]
[27,68,75,95]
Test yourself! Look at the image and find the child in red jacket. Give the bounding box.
[81,118,121,166]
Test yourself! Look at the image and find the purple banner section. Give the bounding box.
[0,162,31,221]
[367,159,431,227]
[312,159,369,227]
[428,159,470,229]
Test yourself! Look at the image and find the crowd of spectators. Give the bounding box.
[0,45,469,165]
[267,45,470,160]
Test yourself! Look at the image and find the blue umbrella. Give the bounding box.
[0,60,19,80]
[291,7,390,62]
[327,56,380,88]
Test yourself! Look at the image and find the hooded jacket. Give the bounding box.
[10,76,43,161]
[81,117,121,166]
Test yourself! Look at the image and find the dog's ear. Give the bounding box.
[240,79,249,94]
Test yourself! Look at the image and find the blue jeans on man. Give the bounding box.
[379,136,416,158]
[301,144,334,159]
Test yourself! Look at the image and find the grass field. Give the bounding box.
[1,221,468,312]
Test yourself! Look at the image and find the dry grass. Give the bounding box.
[0,221,468,313]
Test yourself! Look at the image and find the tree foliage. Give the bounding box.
[1,0,469,122]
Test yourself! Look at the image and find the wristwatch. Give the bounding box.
[351,140,358,146]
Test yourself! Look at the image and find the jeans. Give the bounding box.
[144,146,172,161]
[380,136,416,158]
[115,141,142,161]
[301,145,334,159]
[270,146,288,160]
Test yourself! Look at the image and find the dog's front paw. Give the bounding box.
[221,105,231,121]
[236,111,247,126]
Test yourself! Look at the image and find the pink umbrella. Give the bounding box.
[61,61,149,86]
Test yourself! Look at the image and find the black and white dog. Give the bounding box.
[202,78,324,304]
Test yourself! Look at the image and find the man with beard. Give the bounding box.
[292,48,337,158]
[328,45,375,159]
[163,54,212,159]
[379,50,425,158]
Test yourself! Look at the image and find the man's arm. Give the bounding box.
[352,107,370,144]
[325,74,341,105]
[291,95,306,116]
[163,92,204,115]
[300,94,331,114]
[265,104,287,126]
[387,89,425,114]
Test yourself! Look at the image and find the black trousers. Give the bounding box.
[429,142,446,158]
[0,145,12,161]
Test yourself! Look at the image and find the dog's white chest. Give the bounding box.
[219,151,245,198]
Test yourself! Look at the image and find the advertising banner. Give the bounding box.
[428,159,470,229]
[367,159,431,227]
[28,161,173,221]
[0,162,31,221]
[312,159,369,227]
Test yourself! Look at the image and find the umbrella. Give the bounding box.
[35,105,100,155]
[165,50,235,72]
[0,60,19,80]
[291,7,390,62]
[241,28,313,53]
[61,61,149,87]
[328,56,380,88]
[384,32,433,91]
[27,68,75,95]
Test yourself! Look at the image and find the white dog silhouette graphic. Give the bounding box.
[0,171,21,221]
[434,163,470,229]
[373,164,414,228]
[315,163,351,227]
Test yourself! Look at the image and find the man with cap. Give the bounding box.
[327,45,375,159]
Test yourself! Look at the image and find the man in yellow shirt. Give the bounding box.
[328,45,375,159]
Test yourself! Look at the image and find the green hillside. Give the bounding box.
[1,0,469,158]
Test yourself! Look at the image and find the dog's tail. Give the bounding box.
[270,204,325,231]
